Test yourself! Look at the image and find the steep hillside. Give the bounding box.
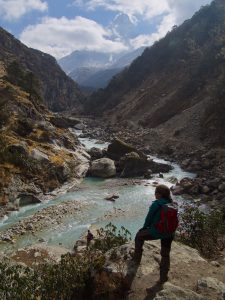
[0,59,89,212]
[86,0,225,147]
[0,27,84,112]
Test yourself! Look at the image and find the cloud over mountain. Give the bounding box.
[20,16,128,58]
[16,0,211,58]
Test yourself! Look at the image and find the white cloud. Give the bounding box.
[72,0,212,50]
[167,0,211,24]
[20,16,128,58]
[73,0,211,22]
[0,0,48,21]
[74,0,170,20]
[19,0,212,58]
[130,13,176,49]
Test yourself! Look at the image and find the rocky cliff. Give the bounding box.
[0,58,89,213]
[0,27,85,112]
[85,0,225,149]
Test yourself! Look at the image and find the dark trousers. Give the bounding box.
[135,229,173,281]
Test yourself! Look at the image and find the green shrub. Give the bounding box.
[92,222,131,253]
[0,223,130,299]
[177,205,225,258]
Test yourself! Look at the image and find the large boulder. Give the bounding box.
[18,193,41,206]
[49,115,80,128]
[89,158,116,178]
[147,159,173,174]
[99,240,225,299]
[119,152,149,177]
[118,153,172,177]
[154,282,204,299]
[107,138,140,161]
[88,147,104,160]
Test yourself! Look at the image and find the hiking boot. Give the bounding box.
[130,251,142,263]
[159,275,168,284]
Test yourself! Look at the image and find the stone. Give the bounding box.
[1,235,13,242]
[49,115,80,128]
[26,224,33,231]
[202,186,210,194]
[167,176,178,184]
[154,282,204,299]
[88,147,104,160]
[74,123,86,130]
[106,138,139,161]
[30,149,49,162]
[7,143,28,156]
[105,194,119,201]
[34,251,41,258]
[171,186,184,195]
[118,153,171,178]
[144,169,153,179]
[89,158,116,178]
[210,261,220,267]
[218,183,225,192]
[18,193,41,206]
[197,277,225,300]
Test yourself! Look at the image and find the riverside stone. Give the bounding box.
[18,193,41,206]
[107,138,138,161]
[154,283,204,300]
[197,277,225,300]
[90,158,116,178]
[88,147,104,160]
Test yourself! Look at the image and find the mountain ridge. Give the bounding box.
[85,0,225,147]
[0,27,85,112]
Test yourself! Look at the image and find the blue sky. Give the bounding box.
[0,0,212,59]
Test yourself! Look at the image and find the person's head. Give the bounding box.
[155,184,171,201]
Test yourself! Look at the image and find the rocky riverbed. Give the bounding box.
[79,118,225,209]
[0,200,92,244]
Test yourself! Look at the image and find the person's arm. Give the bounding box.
[143,201,160,229]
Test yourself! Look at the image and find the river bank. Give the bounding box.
[0,122,195,254]
[79,118,225,210]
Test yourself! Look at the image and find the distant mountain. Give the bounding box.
[85,0,225,147]
[58,47,145,90]
[0,27,84,112]
[58,50,117,74]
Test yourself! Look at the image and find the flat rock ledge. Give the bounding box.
[101,240,225,300]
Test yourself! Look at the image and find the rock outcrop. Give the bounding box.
[101,240,225,300]
[0,27,85,112]
[0,58,89,212]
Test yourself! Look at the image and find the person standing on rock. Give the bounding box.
[86,230,94,248]
[133,184,178,283]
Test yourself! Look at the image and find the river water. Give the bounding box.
[0,131,195,253]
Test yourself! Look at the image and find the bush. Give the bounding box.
[177,205,225,258]
[0,223,130,299]
[92,223,131,253]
